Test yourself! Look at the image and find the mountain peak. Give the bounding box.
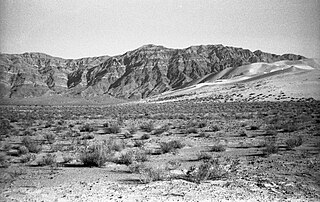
[136,44,167,50]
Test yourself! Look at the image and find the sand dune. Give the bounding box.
[150,58,320,102]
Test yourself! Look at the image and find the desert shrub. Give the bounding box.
[43,133,56,144]
[140,133,150,140]
[0,152,7,164]
[263,137,279,155]
[79,124,94,132]
[159,140,184,154]
[197,122,207,128]
[81,134,95,140]
[21,136,42,153]
[80,143,113,167]
[128,162,146,173]
[133,140,145,147]
[315,141,320,151]
[65,130,80,138]
[285,136,303,150]
[209,125,220,132]
[44,121,53,128]
[209,144,226,152]
[197,152,213,160]
[104,123,121,134]
[264,129,277,136]
[123,131,133,139]
[184,159,227,183]
[20,154,34,163]
[104,138,125,152]
[37,154,56,166]
[18,146,29,155]
[165,160,181,170]
[249,125,259,130]
[23,130,34,136]
[152,125,169,136]
[2,142,11,151]
[53,126,67,133]
[128,125,138,134]
[282,122,298,132]
[0,119,11,131]
[134,150,148,162]
[239,130,247,137]
[198,132,209,138]
[186,127,198,134]
[138,166,168,183]
[0,152,9,168]
[62,155,73,164]
[114,151,135,165]
[0,119,12,136]
[140,122,154,132]
[114,150,148,165]
[57,120,65,125]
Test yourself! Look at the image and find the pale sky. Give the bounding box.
[0,0,319,59]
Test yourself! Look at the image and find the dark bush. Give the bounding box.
[184,159,227,183]
[21,136,42,153]
[209,145,226,152]
[140,134,150,140]
[285,136,303,150]
[159,140,184,154]
[80,143,112,167]
[79,124,94,132]
[186,127,198,134]
[140,122,154,132]
[104,123,121,134]
[263,137,279,155]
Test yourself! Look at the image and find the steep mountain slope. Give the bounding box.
[0,44,304,100]
[0,53,110,98]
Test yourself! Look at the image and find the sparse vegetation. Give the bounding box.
[81,134,95,140]
[114,149,148,165]
[21,136,42,153]
[140,133,150,140]
[79,124,94,132]
[197,152,213,160]
[186,127,198,134]
[138,166,168,184]
[263,137,279,155]
[128,125,138,134]
[140,122,154,132]
[285,136,303,150]
[209,144,226,152]
[43,133,56,144]
[183,159,228,183]
[0,100,319,200]
[37,154,56,166]
[159,140,184,154]
[18,146,29,155]
[209,125,220,132]
[104,123,121,134]
[133,140,145,147]
[80,143,113,167]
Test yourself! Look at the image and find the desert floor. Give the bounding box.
[1,100,320,201]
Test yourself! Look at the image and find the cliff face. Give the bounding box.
[0,44,304,99]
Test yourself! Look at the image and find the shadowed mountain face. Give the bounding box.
[0,44,304,100]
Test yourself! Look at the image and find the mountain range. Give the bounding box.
[0,44,306,102]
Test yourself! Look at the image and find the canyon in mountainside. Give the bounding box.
[0,44,306,104]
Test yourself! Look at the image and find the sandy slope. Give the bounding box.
[149,59,320,102]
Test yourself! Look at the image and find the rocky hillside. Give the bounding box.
[0,44,305,99]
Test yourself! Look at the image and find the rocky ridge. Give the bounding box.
[0,44,304,100]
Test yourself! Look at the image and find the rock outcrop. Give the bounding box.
[0,44,305,99]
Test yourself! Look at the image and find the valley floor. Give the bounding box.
[0,101,320,201]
